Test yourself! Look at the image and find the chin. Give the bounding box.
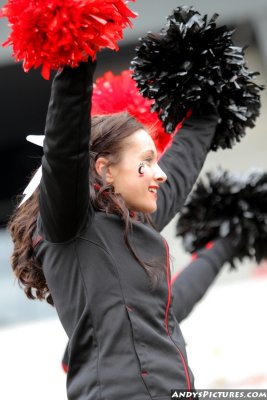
[129,200,157,214]
[142,204,157,214]
[131,205,157,214]
[149,205,157,213]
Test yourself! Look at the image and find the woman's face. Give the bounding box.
[108,129,167,213]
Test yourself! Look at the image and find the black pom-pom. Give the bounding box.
[176,168,267,265]
[131,5,264,150]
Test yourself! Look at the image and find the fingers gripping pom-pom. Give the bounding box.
[176,168,267,266]
[131,5,264,150]
[0,0,137,79]
[92,70,183,157]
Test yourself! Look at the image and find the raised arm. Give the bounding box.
[171,237,237,323]
[152,110,218,231]
[39,60,96,243]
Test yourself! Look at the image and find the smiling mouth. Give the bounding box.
[148,186,159,194]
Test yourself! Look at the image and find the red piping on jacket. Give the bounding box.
[62,362,69,373]
[32,235,43,248]
[171,270,180,286]
[205,241,214,250]
[164,241,172,333]
[163,239,191,391]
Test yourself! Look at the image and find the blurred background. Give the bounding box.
[0,0,267,398]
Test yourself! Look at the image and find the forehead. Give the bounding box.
[124,129,156,154]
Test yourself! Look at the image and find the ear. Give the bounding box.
[95,157,114,185]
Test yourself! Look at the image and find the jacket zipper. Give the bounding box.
[163,239,191,391]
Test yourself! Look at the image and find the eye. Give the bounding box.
[144,157,153,164]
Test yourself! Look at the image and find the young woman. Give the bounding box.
[9,58,221,399]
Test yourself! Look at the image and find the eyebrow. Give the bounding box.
[141,149,156,157]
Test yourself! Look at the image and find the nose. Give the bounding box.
[154,163,167,183]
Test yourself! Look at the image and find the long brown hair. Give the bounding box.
[8,112,164,306]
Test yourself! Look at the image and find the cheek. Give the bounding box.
[113,164,152,194]
[139,167,153,182]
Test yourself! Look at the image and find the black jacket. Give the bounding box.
[35,60,220,400]
[62,237,237,372]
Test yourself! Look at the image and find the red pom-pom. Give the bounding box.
[0,0,137,79]
[92,70,182,156]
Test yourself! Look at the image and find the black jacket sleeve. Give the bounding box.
[152,110,218,231]
[39,61,96,243]
[172,237,237,323]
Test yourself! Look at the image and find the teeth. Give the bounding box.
[148,188,156,193]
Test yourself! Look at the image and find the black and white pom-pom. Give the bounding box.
[176,168,267,265]
[131,6,264,150]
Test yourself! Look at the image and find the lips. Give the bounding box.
[148,185,159,194]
